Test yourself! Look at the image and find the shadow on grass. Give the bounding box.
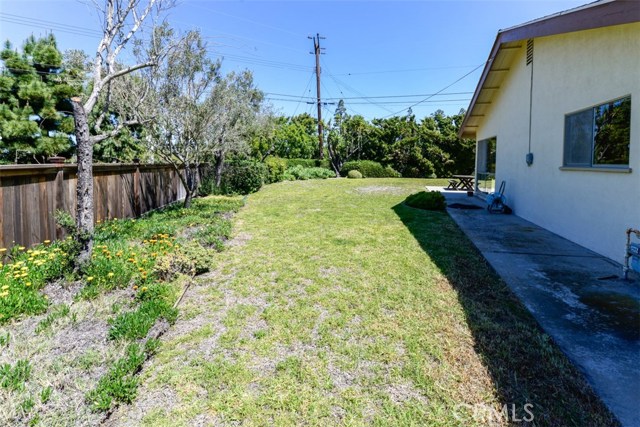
[392,202,619,427]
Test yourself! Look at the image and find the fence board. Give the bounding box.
[0,163,191,249]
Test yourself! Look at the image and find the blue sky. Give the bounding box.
[0,0,588,121]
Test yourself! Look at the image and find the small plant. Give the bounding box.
[347,170,363,179]
[36,304,70,334]
[87,343,146,411]
[0,359,32,391]
[87,339,160,412]
[0,332,9,347]
[194,219,232,250]
[405,191,446,211]
[40,385,53,403]
[107,298,177,341]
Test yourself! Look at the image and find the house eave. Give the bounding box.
[458,0,640,139]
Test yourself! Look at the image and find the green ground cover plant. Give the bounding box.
[0,195,243,424]
[0,240,75,323]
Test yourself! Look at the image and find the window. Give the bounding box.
[563,96,631,167]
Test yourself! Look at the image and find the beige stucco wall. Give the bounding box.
[475,22,640,263]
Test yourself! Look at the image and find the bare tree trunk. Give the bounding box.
[214,151,226,188]
[182,165,196,208]
[71,97,94,267]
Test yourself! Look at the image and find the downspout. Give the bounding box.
[526,39,535,167]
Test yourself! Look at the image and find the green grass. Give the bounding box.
[128,178,616,426]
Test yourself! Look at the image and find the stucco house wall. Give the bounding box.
[474,22,640,263]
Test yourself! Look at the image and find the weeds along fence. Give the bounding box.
[0,163,194,250]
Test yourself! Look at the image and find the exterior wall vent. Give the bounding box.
[526,39,534,65]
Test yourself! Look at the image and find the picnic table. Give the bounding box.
[447,175,475,191]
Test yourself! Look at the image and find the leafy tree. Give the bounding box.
[143,30,264,207]
[0,35,80,163]
[209,70,264,189]
[252,113,317,160]
[326,100,366,174]
[143,29,221,207]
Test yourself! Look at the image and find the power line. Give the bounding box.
[0,14,101,38]
[264,97,470,106]
[291,71,316,117]
[192,4,303,38]
[0,12,102,35]
[264,91,474,101]
[333,65,477,76]
[209,51,311,72]
[381,62,486,118]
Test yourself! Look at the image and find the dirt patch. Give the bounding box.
[43,280,84,305]
[0,289,133,426]
[227,232,253,248]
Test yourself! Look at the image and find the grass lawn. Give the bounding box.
[109,178,616,426]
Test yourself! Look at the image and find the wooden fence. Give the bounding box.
[0,163,188,249]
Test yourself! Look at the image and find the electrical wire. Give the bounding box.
[0,14,101,38]
[263,91,473,101]
[291,71,315,117]
[381,62,486,118]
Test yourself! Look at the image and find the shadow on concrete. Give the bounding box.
[392,200,620,426]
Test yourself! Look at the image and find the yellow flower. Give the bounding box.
[107,272,114,277]
[44,240,51,244]
[1,285,9,290]
[133,285,138,290]
[25,282,31,287]
[0,248,6,253]
[18,246,25,251]
[0,291,9,298]
[141,286,148,292]
[87,276,94,282]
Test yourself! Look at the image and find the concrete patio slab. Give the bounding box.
[431,187,640,427]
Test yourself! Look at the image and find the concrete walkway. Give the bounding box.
[432,188,640,427]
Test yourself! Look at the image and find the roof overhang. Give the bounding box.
[459,0,640,139]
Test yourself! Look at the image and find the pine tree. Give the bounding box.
[0,35,80,163]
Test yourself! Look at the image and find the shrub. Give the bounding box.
[347,170,363,179]
[384,166,401,178]
[219,161,267,195]
[286,158,331,169]
[264,157,288,183]
[405,191,446,211]
[340,160,399,178]
[283,165,334,181]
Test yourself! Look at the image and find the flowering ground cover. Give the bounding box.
[0,196,243,425]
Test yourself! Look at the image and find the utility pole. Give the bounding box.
[309,33,325,159]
